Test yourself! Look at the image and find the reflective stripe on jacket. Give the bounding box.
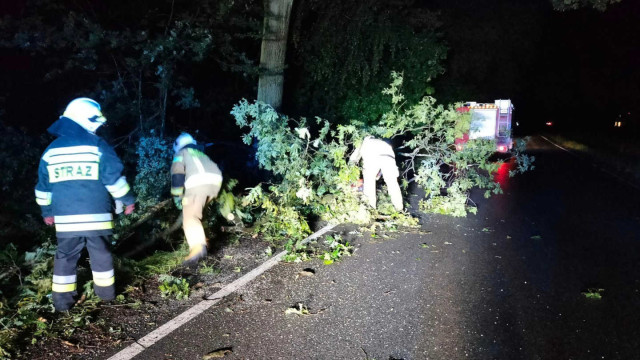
[171,145,223,196]
[35,117,135,237]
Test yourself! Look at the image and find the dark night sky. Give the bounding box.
[429,0,640,133]
[533,0,640,130]
[1,0,639,136]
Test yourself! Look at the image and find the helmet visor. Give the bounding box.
[89,114,106,123]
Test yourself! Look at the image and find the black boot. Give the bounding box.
[53,291,77,312]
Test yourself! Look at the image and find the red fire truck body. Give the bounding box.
[455,99,514,153]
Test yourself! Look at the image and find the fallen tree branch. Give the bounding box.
[113,199,179,255]
[114,200,255,257]
[120,212,183,258]
[128,199,172,230]
[114,199,172,246]
[0,266,21,284]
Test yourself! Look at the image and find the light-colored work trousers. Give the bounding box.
[182,184,218,249]
[362,155,403,211]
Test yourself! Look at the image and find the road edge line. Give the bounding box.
[107,223,337,360]
[540,135,640,191]
[540,135,572,154]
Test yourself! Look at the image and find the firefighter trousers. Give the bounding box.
[362,156,403,211]
[52,235,115,311]
[182,184,219,250]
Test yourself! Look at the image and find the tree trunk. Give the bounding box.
[257,0,294,110]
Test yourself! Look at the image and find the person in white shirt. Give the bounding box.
[349,136,403,211]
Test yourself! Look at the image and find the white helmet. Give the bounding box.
[62,97,106,134]
[174,132,196,153]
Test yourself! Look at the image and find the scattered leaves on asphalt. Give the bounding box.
[203,347,233,359]
[420,243,429,248]
[482,227,493,232]
[284,303,326,316]
[297,269,315,278]
[285,303,310,316]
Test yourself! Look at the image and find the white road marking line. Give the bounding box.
[107,223,336,360]
[540,135,573,154]
[539,135,640,191]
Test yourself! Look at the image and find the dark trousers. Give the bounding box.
[52,235,115,311]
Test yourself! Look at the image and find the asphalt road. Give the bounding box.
[113,135,640,360]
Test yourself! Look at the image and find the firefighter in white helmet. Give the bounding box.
[171,133,223,265]
[35,97,136,311]
[349,136,403,211]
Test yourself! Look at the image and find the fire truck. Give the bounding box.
[455,99,514,153]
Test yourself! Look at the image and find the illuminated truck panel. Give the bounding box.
[455,99,513,153]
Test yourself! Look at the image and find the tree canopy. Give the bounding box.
[286,0,447,124]
[0,0,262,138]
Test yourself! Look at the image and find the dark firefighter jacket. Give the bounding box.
[35,117,135,238]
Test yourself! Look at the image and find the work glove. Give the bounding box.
[114,200,124,214]
[43,216,54,226]
[124,203,135,215]
[173,197,183,210]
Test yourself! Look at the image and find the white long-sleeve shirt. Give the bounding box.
[349,137,396,166]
